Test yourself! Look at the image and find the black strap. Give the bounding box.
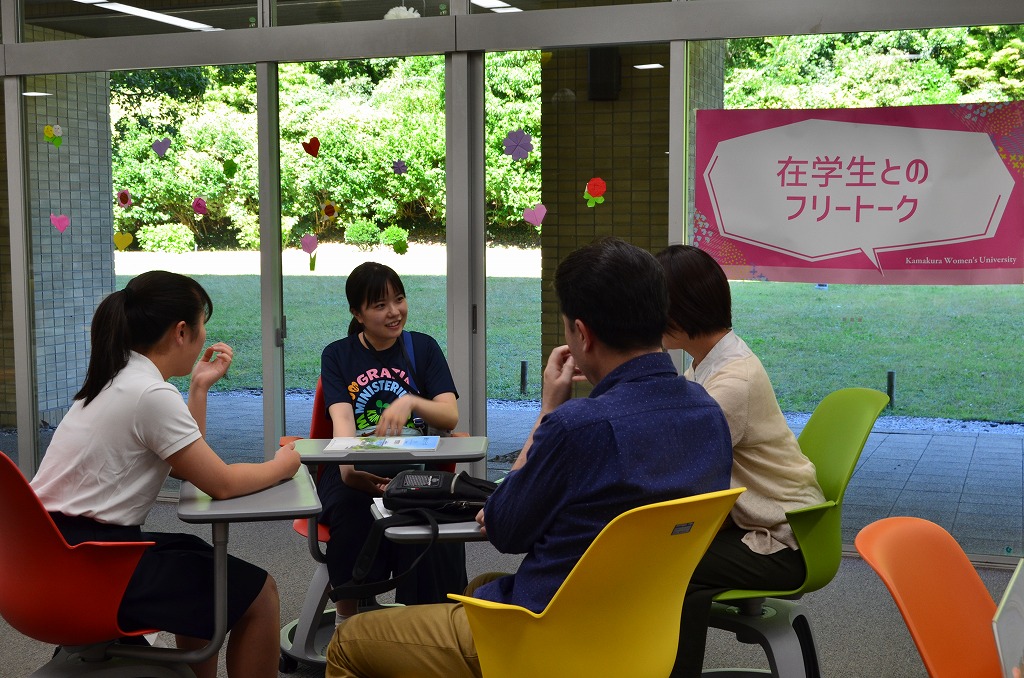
[329,508,467,601]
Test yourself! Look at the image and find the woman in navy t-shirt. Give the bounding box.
[319,262,465,622]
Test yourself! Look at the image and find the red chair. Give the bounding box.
[0,452,192,677]
[278,376,463,672]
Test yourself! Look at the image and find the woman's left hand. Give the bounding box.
[192,342,233,390]
[374,394,416,436]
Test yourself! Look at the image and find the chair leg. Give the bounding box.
[704,599,820,678]
[280,562,335,668]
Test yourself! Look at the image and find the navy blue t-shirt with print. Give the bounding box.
[321,331,458,432]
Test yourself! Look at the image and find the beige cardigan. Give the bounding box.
[686,332,825,554]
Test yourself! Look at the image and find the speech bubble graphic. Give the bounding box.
[704,119,1014,273]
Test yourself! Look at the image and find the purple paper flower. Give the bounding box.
[192,197,208,215]
[393,160,408,174]
[502,129,533,161]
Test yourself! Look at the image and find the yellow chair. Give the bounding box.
[449,487,744,678]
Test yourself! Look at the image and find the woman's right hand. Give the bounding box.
[340,466,391,496]
[275,442,302,480]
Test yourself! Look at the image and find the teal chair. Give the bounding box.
[704,387,890,678]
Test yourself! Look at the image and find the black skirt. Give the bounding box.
[50,512,268,640]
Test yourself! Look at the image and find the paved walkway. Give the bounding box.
[4,394,1021,559]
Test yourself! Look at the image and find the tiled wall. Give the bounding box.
[0,25,114,428]
[538,41,724,380]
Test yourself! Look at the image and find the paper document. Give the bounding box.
[325,436,440,452]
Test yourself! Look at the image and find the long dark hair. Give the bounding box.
[75,271,213,405]
[345,262,406,336]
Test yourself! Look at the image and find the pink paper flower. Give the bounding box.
[116,189,132,208]
[301,233,319,255]
[192,197,208,215]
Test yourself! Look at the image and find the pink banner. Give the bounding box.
[695,104,1024,284]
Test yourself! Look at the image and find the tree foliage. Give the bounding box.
[111,54,541,252]
[725,26,1024,109]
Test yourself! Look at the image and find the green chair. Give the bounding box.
[703,387,890,678]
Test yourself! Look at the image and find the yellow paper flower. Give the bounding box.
[43,125,54,138]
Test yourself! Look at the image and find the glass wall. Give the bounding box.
[691,30,1024,559]
[20,65,263,488]
[280,57,450,439]
[482,44,671,479]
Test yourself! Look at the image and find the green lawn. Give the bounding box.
[124,275,1024,422]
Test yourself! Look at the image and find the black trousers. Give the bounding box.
[671,526,806,678]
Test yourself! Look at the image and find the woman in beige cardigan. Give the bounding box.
[657,245,825,678]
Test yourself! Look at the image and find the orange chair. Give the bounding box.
[855,517,1002,678]
[0,452,193,677]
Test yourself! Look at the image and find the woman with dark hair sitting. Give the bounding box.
[656,245,825,678]
[318,261,466,624]
[30,270,301,678]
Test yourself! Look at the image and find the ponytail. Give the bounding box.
[347,317,363,336]
[75,271,212,405]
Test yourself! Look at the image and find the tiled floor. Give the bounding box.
[844,430,1024,557]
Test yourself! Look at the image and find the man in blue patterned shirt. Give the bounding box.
[326,237,733,678]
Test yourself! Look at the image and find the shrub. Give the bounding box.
[135,223,196,253]
[345,219,380,251]
[380,225,409,254]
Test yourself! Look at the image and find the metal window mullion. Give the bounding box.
[257,62,285,460]
[4,74,39,475]
[445,50,486,477]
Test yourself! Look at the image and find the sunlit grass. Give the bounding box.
[122,275,1024,422]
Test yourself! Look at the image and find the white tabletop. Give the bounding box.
[294,436,488,464]
[370,498,487,543]
[177,465,321,523]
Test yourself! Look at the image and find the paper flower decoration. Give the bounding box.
[584,177,607,207]
[114,232,134,251]
[43,123,63,148]
[301,233,319,271]
[523,203,547,227]
[116,189,132,208]
[319,200,338,224]
[50,213,70,233]
[392,160,408,175]
[152,137,171,157]
[302,137,320,157]
[384,6,420,19]
[301,233,319,255]
[192,197,208,215]
[503,129,534,161]
[223,159,238,179]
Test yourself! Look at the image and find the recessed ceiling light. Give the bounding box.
[634,63,664,70]
[491,6,523,11]
[22,92,53,97]
[471,0,510,8]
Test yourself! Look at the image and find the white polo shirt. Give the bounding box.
[31,351,202,526]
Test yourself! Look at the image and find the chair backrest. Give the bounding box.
[461,487,744,678]
[309,375,334,439]
[788,387,889,593]
[797,387,890,504]
[0,452,152,645]
[855,517,1002,678]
